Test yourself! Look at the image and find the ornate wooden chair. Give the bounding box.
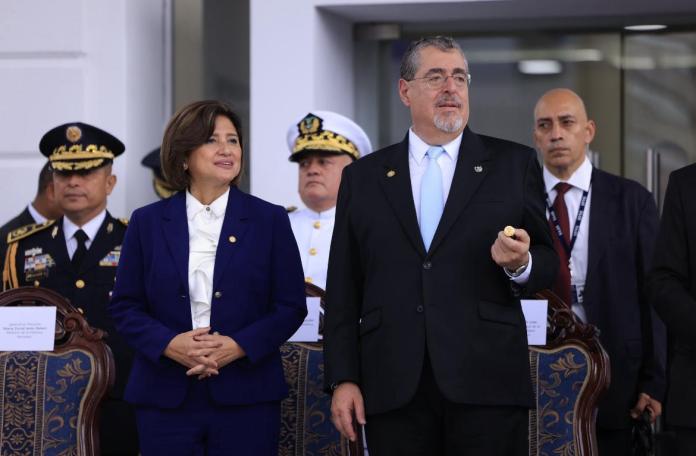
[528,289,610,456]
[0,286,114,456]
[279,282,363,456]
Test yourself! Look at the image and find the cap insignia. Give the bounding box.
[66,126,82,143]
[298,114,322,136]
[292,112,359,160]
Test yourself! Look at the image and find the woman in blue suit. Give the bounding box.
[110,100,307,455]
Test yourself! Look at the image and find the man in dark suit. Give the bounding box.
[648,163,696,456]
[533,88,666,455]
[324,36,558,456]
[2,122,138,455]
[0,161,62,252]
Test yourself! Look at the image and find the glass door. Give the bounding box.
[623,31,696,211]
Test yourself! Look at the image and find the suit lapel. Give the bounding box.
[377,136,426,257]
[428,127,492,255]
[584,169,613,318]
[212,186,249,291]
[162,192,190,290]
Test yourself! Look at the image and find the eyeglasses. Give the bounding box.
[408,73,471,90]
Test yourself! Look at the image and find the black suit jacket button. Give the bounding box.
[423,261,432,270]
[416,305,424,313]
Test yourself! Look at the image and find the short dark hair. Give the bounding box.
[400,36,467,81]
[160,100,244,191]
[37,161,53,195]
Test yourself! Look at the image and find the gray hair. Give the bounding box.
[399,36,467,81]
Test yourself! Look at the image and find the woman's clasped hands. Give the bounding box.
[164,327,246,380]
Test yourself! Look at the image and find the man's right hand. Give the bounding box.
[330,382,366,442]
[163,327,222,376]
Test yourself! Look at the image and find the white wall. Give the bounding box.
[0,0,168,224]
[249,1,355,208]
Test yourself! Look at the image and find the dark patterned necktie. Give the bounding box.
[549,182,573,306]
[71,229,89,269]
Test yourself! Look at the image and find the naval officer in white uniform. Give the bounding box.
[286,111,372,290]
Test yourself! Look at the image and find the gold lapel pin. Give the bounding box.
[228,235,237,243]
[387,170,396,178]
[107,222,113,233]
[474,165,483,173]
[51,226,58,238]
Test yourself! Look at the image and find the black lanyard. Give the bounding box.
[545,185,590,257]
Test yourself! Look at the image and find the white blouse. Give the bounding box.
[186,188,229,329]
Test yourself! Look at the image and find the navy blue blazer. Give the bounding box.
[109,187,307,408]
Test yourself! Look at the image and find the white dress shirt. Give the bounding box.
[186,188,229,329]
[27,203,47,224]
[289,206,335,290]
[408,128,531,284]
[63,210,107,259]
[543,156,593,322]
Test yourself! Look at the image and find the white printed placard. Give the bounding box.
[521,299,548,346]
[0,307,57,351]
[288,297,321,342]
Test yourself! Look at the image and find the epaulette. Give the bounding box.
[286,206,297,213]
[7,220,56,244]
[118,218,129,226]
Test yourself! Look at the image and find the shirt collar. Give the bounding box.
[186,188,229,221]
[543,155,593,194]
[304,206,336,220]
[63,210,107,242]
[27,203,47,224]
[408,128,462,165]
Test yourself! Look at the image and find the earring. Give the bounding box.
[183,162,188,170]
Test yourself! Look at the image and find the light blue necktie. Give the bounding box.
[420,146,445,251]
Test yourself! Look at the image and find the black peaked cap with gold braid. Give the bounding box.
[40,122,125,172]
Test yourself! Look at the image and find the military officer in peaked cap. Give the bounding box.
[2,122,138,455]
[287,111,372,290]
[141,147,176,199]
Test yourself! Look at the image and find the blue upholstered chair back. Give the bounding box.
[0,287,114,456]
[279,342,356,456]
[528,290,609,456]
[279,283,362,456]
[0,350,96,455]
[530,345,591,455]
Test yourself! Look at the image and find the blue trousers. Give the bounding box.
[135,379,280,456]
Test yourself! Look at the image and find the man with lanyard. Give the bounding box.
[286,111,372,290]
[2,122,138,455]
[533,88,666,455]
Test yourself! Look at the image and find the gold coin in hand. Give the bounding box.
[503,226,516,238]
